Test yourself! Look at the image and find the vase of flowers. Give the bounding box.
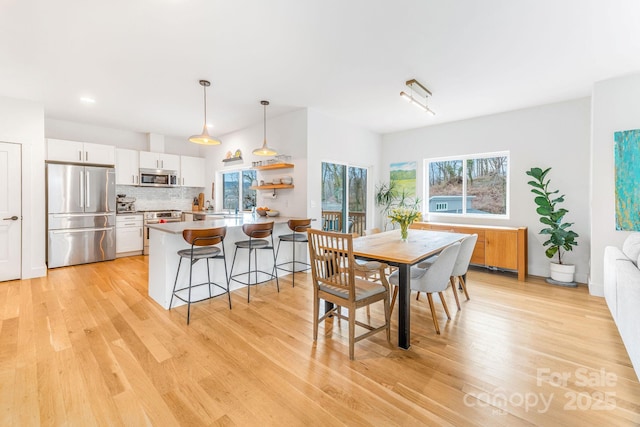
[388,206,422,240]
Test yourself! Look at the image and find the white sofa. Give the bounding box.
[604,233,640,381]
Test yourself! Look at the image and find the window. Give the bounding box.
[321,162,368,235]
[425,152,509,217]
[222,169,256,211]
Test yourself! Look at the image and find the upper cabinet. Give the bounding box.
[180,156,206,188]
[139,151,180,171]
[115,148,139,185]
[47,139,115,166]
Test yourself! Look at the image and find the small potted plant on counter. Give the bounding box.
[526,167,579,285]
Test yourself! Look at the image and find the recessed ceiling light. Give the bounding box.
[80,97,96,104]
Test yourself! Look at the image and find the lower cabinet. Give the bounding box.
[116,214,143,257]
[411,221,528,280]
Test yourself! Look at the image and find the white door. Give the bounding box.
[0,142,21,281]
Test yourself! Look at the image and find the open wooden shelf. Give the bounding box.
[250,184,294,190]
[252,163,294,171]
[222,156,243,163]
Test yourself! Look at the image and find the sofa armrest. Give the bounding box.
[614,259,640,381]
[604,246,629,320]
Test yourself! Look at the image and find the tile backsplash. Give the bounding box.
[117,185,205,211]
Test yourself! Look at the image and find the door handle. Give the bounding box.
[2,216,18,221]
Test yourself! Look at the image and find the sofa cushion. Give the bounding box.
[622,233,640,266]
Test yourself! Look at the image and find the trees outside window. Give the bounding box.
[426,152,508,217]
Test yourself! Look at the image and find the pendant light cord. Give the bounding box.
[203,84,207,125]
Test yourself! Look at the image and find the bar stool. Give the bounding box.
[170,226,231,324]
[229,222,279,302]
[274,219,311,287]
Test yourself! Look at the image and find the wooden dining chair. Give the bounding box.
[307,228,391,360]
[389,242,460,334]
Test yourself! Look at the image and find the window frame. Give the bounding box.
[220,168,257,212]
[423,151,510,219]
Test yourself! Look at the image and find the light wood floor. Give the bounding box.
[1,256,639,426]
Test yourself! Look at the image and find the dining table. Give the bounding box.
[352,228,469,349]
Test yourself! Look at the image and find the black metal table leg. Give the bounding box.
[398,263,411,349]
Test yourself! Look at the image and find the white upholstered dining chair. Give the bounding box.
[389,242,461,334]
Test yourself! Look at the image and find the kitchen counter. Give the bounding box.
[147,216,306,309]
[146,215,296,234]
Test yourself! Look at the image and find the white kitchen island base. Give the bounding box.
[147,217,301,309]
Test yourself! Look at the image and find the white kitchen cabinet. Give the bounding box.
[180,155,206,187]
[115,148,139,185]
[47,139,115,165]
[116,214,143,256]
[139,151,180,171]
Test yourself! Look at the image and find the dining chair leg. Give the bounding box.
[426,293,440,334]
[384,295,391,341]
[416,291,421,301]
[449,276,461,310]
[439,292,451,320]
[390,285,398,317]
[313,292,319,341]
[348,310,356,360]
[459,275,470,300]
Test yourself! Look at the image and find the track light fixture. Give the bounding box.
[400,79,435,115]
[189,80,222,145]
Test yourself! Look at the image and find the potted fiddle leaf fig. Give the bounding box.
[526,167,579,284]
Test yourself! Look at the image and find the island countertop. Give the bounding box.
[146,216,300,234]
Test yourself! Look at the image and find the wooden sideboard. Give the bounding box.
[410,221,528,281]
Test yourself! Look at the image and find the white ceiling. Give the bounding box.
[2,0,640,140]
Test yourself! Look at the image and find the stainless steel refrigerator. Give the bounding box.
[47,163,116,268]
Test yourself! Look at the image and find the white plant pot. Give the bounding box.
[549,262,575,283]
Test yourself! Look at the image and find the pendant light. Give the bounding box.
[189,80,221,145]
[252,100,277,156]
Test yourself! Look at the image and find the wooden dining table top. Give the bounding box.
[352,229,469,265]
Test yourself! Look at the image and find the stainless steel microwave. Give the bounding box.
[139,168,178,187]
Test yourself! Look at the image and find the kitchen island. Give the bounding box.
[146,215,303,309]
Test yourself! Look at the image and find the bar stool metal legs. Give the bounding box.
[169,227,231,324]
[229,222,279,302]
[273,219,311,287]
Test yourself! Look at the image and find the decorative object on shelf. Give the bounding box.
[281,175,293,185]
[252,100,277,156]
[400,79,435,115]
[234,149,242,158]
[388,205,422,241]
[225,151,232,159]
[526,166,579,285]
[189,80,222,145]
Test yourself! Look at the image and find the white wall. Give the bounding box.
[307,109,383,229]
[382,98,591,284]
[0,96,46,279]
[204,108,308,216]
[590,73,640,296]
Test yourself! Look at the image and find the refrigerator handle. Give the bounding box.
[79,170,84,208]
[86,171,91,208]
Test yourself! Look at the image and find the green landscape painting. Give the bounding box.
[390,161,416,197]
[614,129,640,231]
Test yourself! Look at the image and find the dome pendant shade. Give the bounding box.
[252,100,277,156]
[189,124,221,145]
[189,80,221,145]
